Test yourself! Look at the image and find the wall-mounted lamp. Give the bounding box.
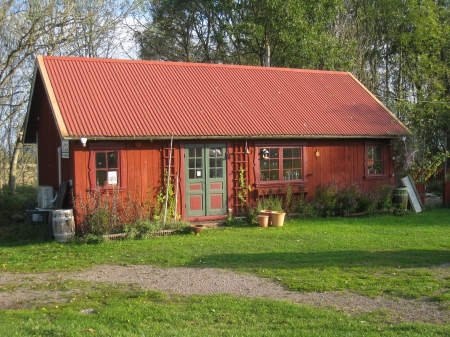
[80,137,87,147]
[245,140,250,154]
[314,149,320,159]
[261,148,269,159]
[401,136,406,142]
[392,156,396,160]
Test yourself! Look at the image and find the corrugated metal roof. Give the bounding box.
[36,55,410,139]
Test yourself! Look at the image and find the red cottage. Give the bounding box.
[23,56,410,228]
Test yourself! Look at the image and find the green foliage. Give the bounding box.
[124,219,190,239]
[236,167,250,205]
[313,183,339,216]
[257,195,284,212]
[0,185,37,223]
[155,170,177,222]
[335,182,361,215]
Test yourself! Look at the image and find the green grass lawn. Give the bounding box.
[1,208,450,336]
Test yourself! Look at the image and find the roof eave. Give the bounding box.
[62,133,411,142]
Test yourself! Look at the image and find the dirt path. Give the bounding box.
[1,265,449,324]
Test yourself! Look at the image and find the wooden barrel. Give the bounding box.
[53,209,73,219]
[393,188,408,209]
[52,209,74,243]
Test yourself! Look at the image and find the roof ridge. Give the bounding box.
[39,55,350,75]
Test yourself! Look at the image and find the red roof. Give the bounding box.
[29,55,410,140]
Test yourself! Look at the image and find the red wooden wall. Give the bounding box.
[69,137,394,227]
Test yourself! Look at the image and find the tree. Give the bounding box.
[0,0,137,192]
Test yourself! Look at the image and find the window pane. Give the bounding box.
[293,159,301,169]
[293,148,301,157]
[283,159,292,169]
[107,152,118,168]
[261,160,269,169]
[374,147,382,160]
[283,170,292,180]
[96,152,106,169]
[269,171,279,180]
[283,148,292,158]
[96,170,107,187]
[270,160,279,169]
[270,148,279,158]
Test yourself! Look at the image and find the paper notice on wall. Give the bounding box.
[61,140,69,158]
[108,171,118,185]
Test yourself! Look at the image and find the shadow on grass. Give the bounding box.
[185,250,450,270]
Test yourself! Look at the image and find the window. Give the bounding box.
[367,146,383,175]
[88,142,125,190]
[365,142,389,180]
[95,151,119,187]
[258,145,304,183]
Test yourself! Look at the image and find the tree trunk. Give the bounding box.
[8,133,23,193]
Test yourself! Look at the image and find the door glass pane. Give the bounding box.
[189,158,195,169]
[96,152,106,169]
[196,148,202,157]
[216,168,223,178]
[210,169,216,178]
[189,148,195,158]
[196,159,202,168]
[189,169,195,179]
[210,158,216,168]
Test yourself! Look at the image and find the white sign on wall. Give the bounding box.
[61,140,69,158]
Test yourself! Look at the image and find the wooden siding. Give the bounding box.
[35,75,62,191]
[70,138,393,227]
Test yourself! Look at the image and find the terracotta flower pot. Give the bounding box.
[271,212,286,227]
[257,215,269,227]
[260,210,273,226]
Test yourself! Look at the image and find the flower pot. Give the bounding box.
[271,212,286,227]
[260,210,273,225]
[257,215,269,227]
[190,224,205,236]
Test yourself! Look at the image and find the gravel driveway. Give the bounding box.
[1,264,449,324]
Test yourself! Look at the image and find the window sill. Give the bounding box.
[88,187,125,193]
[364,175,389,181]
[255,182,307,195]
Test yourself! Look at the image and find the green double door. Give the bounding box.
[185,144,227,217]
